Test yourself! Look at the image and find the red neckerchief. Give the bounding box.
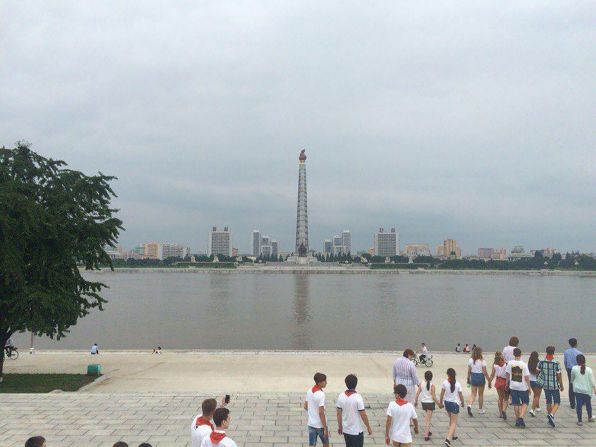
[210,430,226,443]
[195,416,214,430]
[396,398,408,406]
[545,354,554,361]
[312,385,322,393]
[345,389,357,397]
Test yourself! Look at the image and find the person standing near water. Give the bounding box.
[336,374,373,447]
[528,351,542,417]
[536,346,563,428]
[503,336,519,363]
[564,338,582,409]
[571,354,596,425]
[439,368,463,447]
[392,349,420,403]
[466,346,491,416]
[305,372,329,447]
[506,348,532,428]
[489,351,509,419]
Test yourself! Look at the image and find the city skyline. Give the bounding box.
[1,3,594,254]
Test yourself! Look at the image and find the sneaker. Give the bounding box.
[452,436,458,441]
[502,411,507,421]
[519,419,526,428]
[535,407,542,412]
[515,418,521,427]
[577,421,583,426]
[478,409,486,414]
[589,417,596,423]
[529,409,536,417]
[467,405,473,417]
[547,413,555,428]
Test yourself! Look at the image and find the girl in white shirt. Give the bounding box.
[415,370,441,442]
[466,346,491,417]
[489,351,509,420]
[439,368,464,447]
[527,351,542,417]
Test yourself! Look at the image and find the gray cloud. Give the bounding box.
[1,1,594,254]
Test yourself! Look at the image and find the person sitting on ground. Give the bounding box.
[463,344,470,353]
[152,346,162,354]
[455,343,461,353]
[503,336,519,363]
[536,346,563,428]
[506,347,532,428]
[419,343,429,363]
[199,408,237,447]
[25,436,46,447]
[113,442,128,447]
[304,372,329,447]
[191,398,218,447]
[392,349,420,403]
[90,343,99,355]
[336,373,373,446]
[385,384,418,447]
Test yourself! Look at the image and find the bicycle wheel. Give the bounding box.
[8,349,18,360]
[424,359,433,367]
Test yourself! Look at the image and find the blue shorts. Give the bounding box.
[530,380,538,389]
[445,401,460,414]
[510,389,529,406]
[308,426,329,446]
[471,372,486,386]
[544,389,561,405]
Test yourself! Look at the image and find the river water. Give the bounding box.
[14,271,596,352]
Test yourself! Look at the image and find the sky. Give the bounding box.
[1,1,595,255]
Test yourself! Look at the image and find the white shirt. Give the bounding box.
[190,414,213,447]
[422,346,428,354]
[306,387,325,428]
[419,382,434,403]
[468,358,487,374]
[199,430,237,447]
[90,345,99,354]
[506,359,530,391]
[386,401,417,443]
[336,391,365,435]
[503,346,516,363]
[442,380,462,404]
[494,363,508,379]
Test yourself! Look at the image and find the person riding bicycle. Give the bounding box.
[4,337,15,354]
[419,343,429,363]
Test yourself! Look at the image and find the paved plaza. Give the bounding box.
[1,392,594,447]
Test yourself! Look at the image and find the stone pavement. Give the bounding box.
[0,393,594,447]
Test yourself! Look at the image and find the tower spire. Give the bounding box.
[295,149,309,256]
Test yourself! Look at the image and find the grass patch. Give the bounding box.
[0,374,98,393]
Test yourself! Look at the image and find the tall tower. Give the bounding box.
[295,149,309,257]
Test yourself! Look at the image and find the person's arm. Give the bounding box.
[458,390,464,407]
[431,384,440,405]
[385,415,392,446]
[318,406,328,438]
[359,410,372,435]
[557,369,564,392]
[392,362,397,383]
[412,415,419,434]
[303,400,308,411]
[467,364,472,384]
[336,408,343,435]
[414,384,421,407]
[439,388,445,408]
[524,374,532,391]
[410,362,420,386]
[489,365,496,384]
[483,365,491,388]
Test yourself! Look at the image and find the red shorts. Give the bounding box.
[495,377,507,391]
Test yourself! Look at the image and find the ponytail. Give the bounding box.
[577,354,586,375]
[424,370,433,391]
[447,368,456,393]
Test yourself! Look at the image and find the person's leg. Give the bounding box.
[344,433,353,447]
[478,384,485,410]
[447,413,458,440]
[356,432,364,447]
[467,386,477,415]
[586,396,593,419]
[531,386,540,413]
[308,426,318,446]
[319,427,329,447]
[566,368,575,408]
[550,390,560,416]
[575,393,584,422]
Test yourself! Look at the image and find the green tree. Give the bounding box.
[0,142,123,380]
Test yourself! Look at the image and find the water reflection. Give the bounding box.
[291,274,312,349]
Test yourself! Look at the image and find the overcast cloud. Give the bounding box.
[1,1,594,254]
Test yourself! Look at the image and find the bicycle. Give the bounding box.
[412,351,433,367]
[4,346,19,360]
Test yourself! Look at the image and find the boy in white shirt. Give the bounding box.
[385,384,419,446]
[191,398,217,447]
[506,347,532,428]
[305,372,329,447]
[200,408,237,447]
[336,374,373,447]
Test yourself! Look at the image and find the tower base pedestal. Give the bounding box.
[286,256,318,265]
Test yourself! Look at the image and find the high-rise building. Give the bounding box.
[261,245,272,257]
[133,244,145,257]
[144,242,162,260]
[405,244,431,257]
[443,239,461,259]
[162,243,190,259]
[208,226,232,257]
[252,230,261,257]
[323,240,332,254]
[271,241,279,258]
[478,247,507,260]
[342,230,352,254]
[295,149,309,256]
[374,227,399,257]
[261,235,271,246]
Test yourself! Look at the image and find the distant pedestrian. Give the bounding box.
[466,346,491,417]
[392,349,420,403]
[439,368,463,447]
[385,384,418,446]
[564,338,582,409]
[455,344,461,353]
[25,437,46,447]
[415,370,441,442]
[152,346,162,354]
[336,374,372,447]
[191,398,218,447]
[489,351,509,419]
[571,354,595,425]
[90,343,99,355]
[536,346,563,428]
[199,408,237,447]
[502,336,519,363]
[506,348,532,428]
[528,351,542,417]
[304,372,329,447]
[463,344,470,353]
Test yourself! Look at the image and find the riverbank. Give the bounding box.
[97,266,596,276]
[4,351,594,393]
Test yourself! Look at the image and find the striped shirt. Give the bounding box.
[393,356,420,387]
[536,359,561,390]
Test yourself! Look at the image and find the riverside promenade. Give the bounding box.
[2,352,595,446]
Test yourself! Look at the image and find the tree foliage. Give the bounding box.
[0,142,123,378]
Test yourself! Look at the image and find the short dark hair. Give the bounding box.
[513,348,522,357]
[345,374,358,390]
[313,372,327,384]
[201,398,217,416]
[138,444,152,447]
[25,437,46,447]
[509,336,519,347]
[213,407,230,427]
[569,338,578,347]
[546,346,555,355]
[113,443,128,447]
[394,384,407,398]
[403,349,414,357]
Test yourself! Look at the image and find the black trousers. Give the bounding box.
[344,432,364,447]
[566,368,576,407]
